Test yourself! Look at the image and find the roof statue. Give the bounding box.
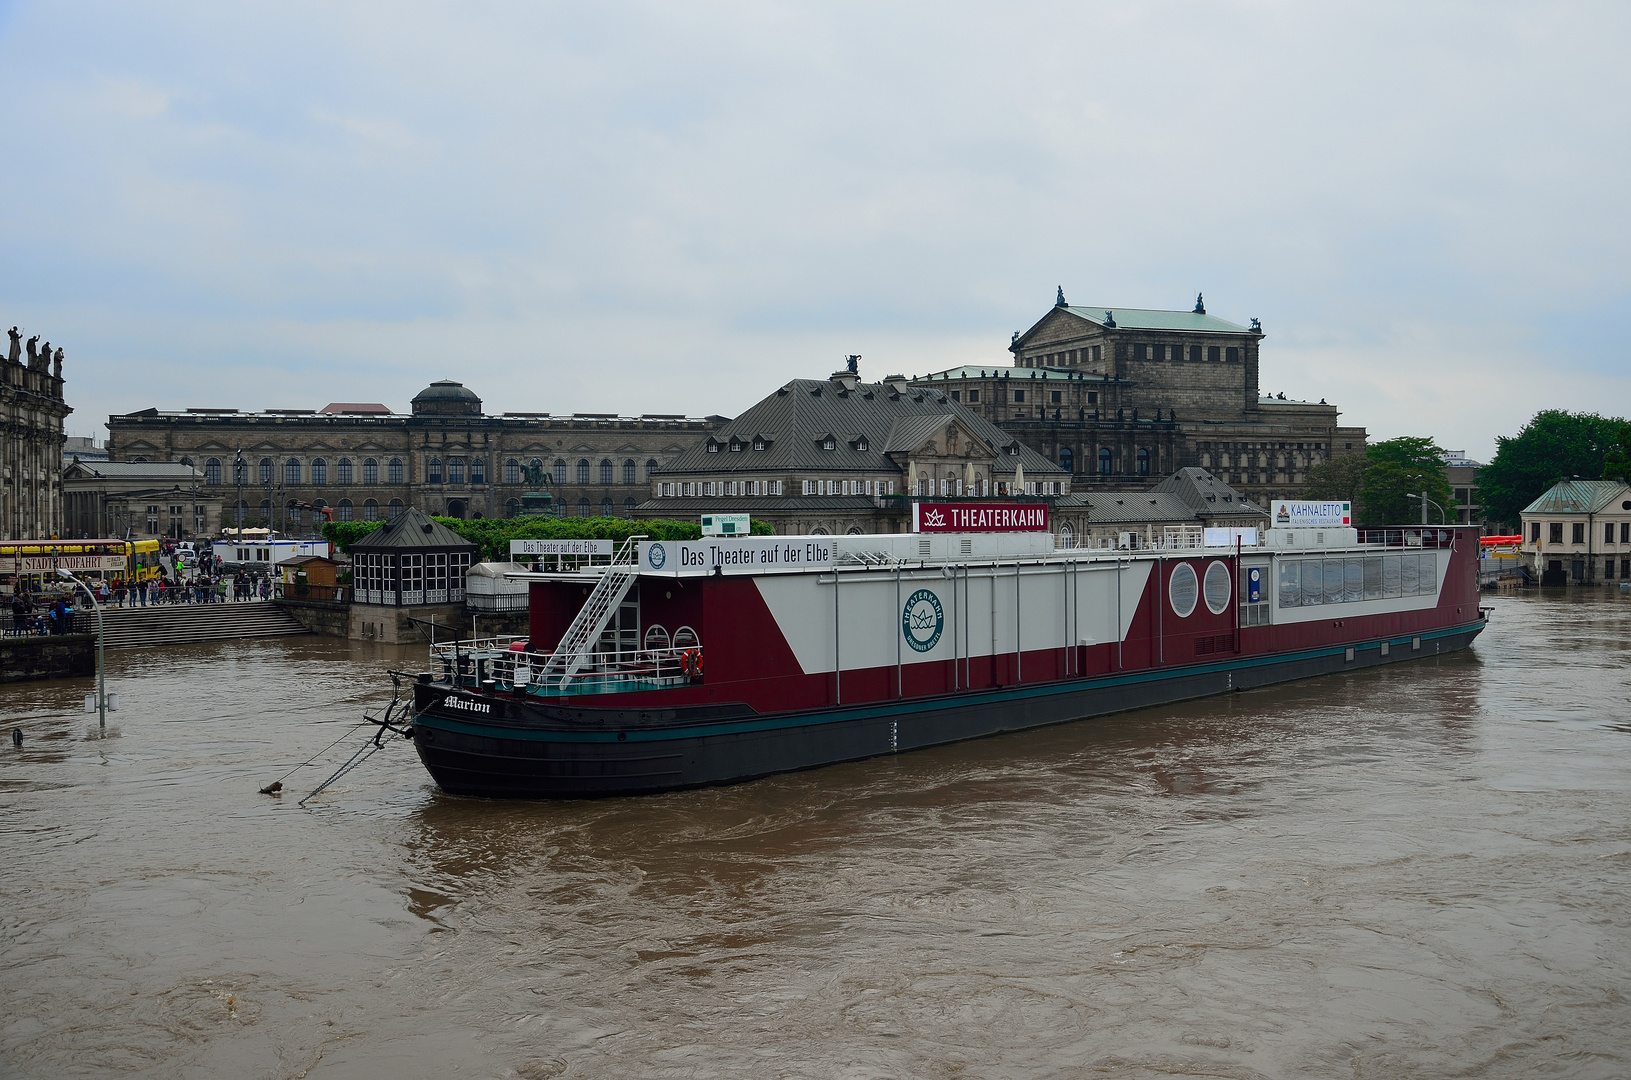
[846,354,860,375]
[52,347,63,380]
[1250,317,1261,331]
[6,327,19,364]
[1055,286,1067,308]
[26,334,39,368]
[1011,331,1019,344]
[1193,293,1206,315]
[1103,311,1116,328]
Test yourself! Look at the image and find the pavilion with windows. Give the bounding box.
[348,506,481,642]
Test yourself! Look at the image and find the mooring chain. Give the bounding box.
[261,670,424,804]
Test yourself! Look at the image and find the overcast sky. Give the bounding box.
[3,1,1628,460]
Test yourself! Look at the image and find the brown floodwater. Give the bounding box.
[3,589,1631,1079]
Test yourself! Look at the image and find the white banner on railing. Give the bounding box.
[638,537,834,576]
[509,539,614,557]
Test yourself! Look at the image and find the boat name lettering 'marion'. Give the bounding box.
[407,515,1487,798]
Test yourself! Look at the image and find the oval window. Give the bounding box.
[1169,562,1199,618]
[1204,560,1232,615]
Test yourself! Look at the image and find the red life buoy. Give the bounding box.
[682,648,703,678]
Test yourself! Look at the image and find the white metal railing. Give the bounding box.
[430,636,701,694]
[534,535,645,688]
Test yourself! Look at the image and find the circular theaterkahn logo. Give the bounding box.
[901,589,944,653]
[648,543,666,569]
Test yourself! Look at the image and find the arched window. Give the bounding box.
[205,458,222,485]
[388,499,404,520]
[428,458,443,484]
[470,458,484,484]
[363,499,379,521]
[448,457,465,484]
[362,458,378,484]
[1137,448,1150,475]
[645,459,659,480]
[623,459,636,485]
[624,497,637,514]
[599,459,613,485]
[259,458,273,483]
[285,458,301,485]
[600,497,614,517]
[504,459,520,485]
[1060,524,1074,549]
[1059,447,1073,473]
[337,458,353,484]
[311,458,327,484]
[388,458,404,484]
[505,498,520,517]
[1098,448,1112,475]
[577,498,591,517]
[337,499,354,522]
[576,459,590,484]
[553,459,566,485]
[812,526,830,535]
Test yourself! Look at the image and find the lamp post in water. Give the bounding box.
[57,568,109,730]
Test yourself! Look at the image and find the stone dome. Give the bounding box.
[411,379,483,417]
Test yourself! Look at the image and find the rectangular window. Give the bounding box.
[1208,345,1221,362]
[1189,345,1202,362]
[1050,390,1062,404]
[1622,522,1630,544]
[771,480,783,495]
[1572,523,1586,544]
[949,390,960,401]
[448,458,466,484]
[1363,557,1382,600]
[471,459,484,484]
[1226,346,1240,362]
[1087,391,1098,404]
[1383,555,1402,597]
[1550,522,1564,543]
[968,390,979,403]
[1012,390,1025,403]
[1609,523,1618,544]
[1278,561,1301,608]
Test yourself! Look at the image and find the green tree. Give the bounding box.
[1356,436,1452,526]
[1602,422,1631,484]
[1478,410,1627,528]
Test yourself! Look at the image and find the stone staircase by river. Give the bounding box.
[95,602,312,650]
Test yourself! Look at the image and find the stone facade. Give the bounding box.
[3,327,72,538]
[105,381,719,534]
[915,295,1367,508]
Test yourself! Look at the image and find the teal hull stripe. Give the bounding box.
[418,620,1484,745]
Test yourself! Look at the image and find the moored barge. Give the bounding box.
[407,521,1486,798]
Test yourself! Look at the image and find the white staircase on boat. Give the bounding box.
[536,536,644,687]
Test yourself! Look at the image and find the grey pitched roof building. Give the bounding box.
[350,506,477,552]
[640,369,1072,537]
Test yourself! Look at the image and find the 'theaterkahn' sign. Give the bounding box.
[912,502,1049,533]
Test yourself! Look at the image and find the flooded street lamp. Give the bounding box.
[56,567,110,730]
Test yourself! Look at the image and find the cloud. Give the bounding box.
[1,0,1628,456]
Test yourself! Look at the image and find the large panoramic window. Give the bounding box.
[600,459,613,485]
[623,459,636,484]
[577,459,590,484]
[205,458,222,485]
[387,458,404,484]
[337,458,353,484]
[311,458,327,485]
[447,457,465,484]
[553,459,566,485]
[428,458,443,484]
[362,458,378,484]
[284,458,300,485]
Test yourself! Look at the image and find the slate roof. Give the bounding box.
[63,460,202,481]
[1151,468,1267,518]
[350,506,477,550]
[664,378,1062,479]
[1522,480,1631,516]
[1077,492,1202,525]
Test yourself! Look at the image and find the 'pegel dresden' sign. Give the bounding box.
[912,502,1049,533]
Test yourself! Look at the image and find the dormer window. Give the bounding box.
[855,437,869,452]
[729,439,743,452]
[707,442,720,453]
[822,437,836,451]
[752,438,766,451]
[1007,445,1020,456]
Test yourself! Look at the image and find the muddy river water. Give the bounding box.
[3,589,1630,1079]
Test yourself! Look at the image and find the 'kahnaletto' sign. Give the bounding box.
[912,502,1049,533]
[1271,500,1352,528]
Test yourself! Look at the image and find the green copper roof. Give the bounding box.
[1061,306,1254,334]
[1522,479,1631,516]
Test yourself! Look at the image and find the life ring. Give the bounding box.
[682,648,703,678]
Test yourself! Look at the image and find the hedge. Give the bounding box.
[323,515,773,561]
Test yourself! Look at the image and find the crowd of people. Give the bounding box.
[4,551,281,636]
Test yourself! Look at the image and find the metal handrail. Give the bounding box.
[430,636,701,695]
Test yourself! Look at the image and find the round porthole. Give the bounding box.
[1204,560,1232,615]
[1169,563,1199,618]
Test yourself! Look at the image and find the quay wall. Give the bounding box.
[1,634,96,683]
[274,598,351,638]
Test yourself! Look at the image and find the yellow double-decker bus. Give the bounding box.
[0,538,163,594]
